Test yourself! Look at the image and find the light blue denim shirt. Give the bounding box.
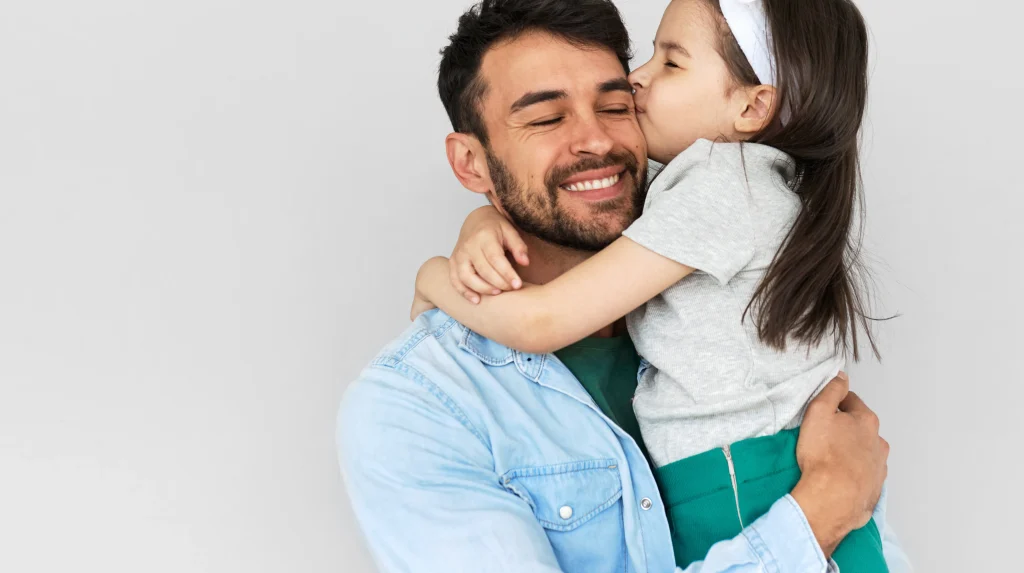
[338,310,911,572]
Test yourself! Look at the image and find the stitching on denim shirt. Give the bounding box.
[514,351,547,381]
[500,461,623,532]
[784,494,828,570]
[502,459,619,480]
[501,479,536,513]
[372,316,459,367]
[460,328,514,366]
[372,327,432,365]
[535,487,622,532]
[373,360,490,451]
[369,321,495,454]
[431,317,457,339]
[741,522,774,572]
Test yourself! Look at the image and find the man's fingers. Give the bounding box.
[837,389,866,412]
[839,390,881,432]
[808,376,850,414]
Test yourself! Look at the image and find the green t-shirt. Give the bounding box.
[553,335,647,458]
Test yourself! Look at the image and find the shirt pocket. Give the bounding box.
[501,459,627,571]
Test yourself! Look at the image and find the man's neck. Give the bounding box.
[513,234,624,339]
[513,235,590,286]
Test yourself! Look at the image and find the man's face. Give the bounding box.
[476,32,648,251]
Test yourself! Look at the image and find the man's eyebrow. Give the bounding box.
[510,90,567,113]
[657,40,691,58]
[598,77,632,94]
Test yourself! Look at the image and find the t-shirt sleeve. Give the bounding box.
[623,141,755,285]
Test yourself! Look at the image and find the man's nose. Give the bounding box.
[569,114,615,157]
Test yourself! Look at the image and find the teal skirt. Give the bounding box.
[655,428,888,572]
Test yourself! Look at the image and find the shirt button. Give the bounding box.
[640,497,653,510]
[559,505,573,520]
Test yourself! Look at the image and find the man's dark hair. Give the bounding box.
[438,0,632,147]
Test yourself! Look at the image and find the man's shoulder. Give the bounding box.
[367,309,465,369]
[361,309,525,384]
[344,310,471,411]
[339,311,492,436]
[337,311,498,469]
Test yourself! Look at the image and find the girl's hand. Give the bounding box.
[450,206,530,303]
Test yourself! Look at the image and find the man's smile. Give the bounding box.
[559,166,627,201]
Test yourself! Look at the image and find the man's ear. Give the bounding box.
[734,84,778,136]
[445,132,493,196]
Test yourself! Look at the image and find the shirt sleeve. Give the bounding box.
[623,140,755,285]
[677,495,835,573]
[874,483,914,572]
[337,365,564,573]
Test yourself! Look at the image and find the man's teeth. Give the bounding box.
[563,173,620,192]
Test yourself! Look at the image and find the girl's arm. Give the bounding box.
[448,206,530,302]
[416,236,694,354]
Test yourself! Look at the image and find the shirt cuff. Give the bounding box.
[742,494,832,573]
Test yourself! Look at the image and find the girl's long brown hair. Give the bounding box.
[706,0,878,359]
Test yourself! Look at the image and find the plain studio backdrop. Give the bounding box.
[0,0,1020,571]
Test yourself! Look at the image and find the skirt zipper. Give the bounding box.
[722,445,745,528]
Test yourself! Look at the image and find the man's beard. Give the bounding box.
[486,150,647,252]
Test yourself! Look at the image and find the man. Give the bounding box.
[338,1,908,571]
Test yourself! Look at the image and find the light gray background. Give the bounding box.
[0,1,1019,572]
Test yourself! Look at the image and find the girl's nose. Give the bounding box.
[628,64,649,92]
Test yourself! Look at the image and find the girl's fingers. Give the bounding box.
[450,264,479,304]
[479,244,517,291]
[500,222,530,267]
[459,261,498,300]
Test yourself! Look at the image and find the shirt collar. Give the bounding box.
[454,321,603,411]
[458,325,547,381]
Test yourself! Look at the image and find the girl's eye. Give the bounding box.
[530,117,562,127]
[665,61,680,69]
[601,108,631,115]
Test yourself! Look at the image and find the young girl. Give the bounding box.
[416,0,887,570]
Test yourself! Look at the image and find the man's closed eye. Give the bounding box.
[530,117,563,127]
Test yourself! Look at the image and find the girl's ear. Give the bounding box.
[734,84,778,136]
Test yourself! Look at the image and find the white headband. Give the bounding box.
[719,0,776,86]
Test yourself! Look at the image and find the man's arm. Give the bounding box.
[875,484,915,572]
[337,365,562,572]
[679,374,900,572]
[792,376,890,556]
[679,495,840,572]
[339,366,906,572]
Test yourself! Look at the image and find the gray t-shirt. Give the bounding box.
[622,139,843,468]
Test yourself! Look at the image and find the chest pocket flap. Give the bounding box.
[501,459,623,532]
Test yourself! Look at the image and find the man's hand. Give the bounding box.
[790,373,889,557]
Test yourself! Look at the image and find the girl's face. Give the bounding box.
[629,0,748,164]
